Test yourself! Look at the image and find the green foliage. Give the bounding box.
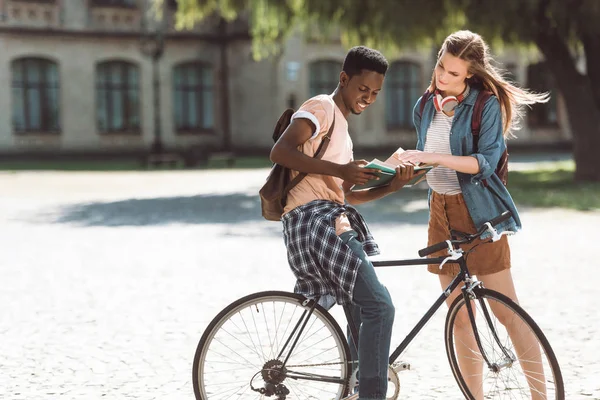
[172,0,463,58]
[171,0,599,60]
[455,0,599,47]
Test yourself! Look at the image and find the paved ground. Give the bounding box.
[1,158,598,399]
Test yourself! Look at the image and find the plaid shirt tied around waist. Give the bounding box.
[282,200,380,305]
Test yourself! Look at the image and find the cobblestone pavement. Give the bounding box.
[1,164,598,400]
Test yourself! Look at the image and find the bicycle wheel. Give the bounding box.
[193,290,352,400]
[445,288,564,399]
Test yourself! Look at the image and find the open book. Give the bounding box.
[350,147,435,192]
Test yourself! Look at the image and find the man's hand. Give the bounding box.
[339,160,381,185]
[388,163,424,192]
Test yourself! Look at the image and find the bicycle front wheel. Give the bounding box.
[445,288,564,399]
[193,291,352,400]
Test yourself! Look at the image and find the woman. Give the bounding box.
[397,30,549,399]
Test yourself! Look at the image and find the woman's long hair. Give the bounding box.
[428,30,549,138]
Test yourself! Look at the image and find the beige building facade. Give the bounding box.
[0,0,571,158]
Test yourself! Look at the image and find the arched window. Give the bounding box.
[11,57,60,133]
[96,61,140,133]
[173,62,214,132]
[527,62,558,127]
[385,61,422,129]
[309,60,340,97]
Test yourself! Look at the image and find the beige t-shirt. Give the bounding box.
[284,95,353,235]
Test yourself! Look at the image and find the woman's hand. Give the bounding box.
[396,150,439,166]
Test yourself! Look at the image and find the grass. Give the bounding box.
[0,160,143,171]
[508,161,600,211]
[0,157,273,171]
[204,156,272,169]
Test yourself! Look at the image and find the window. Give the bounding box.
[173,62,214,132]
[385,61,422,129]
[309,60,340,97]
[527,62,558,127]
[11,57,60,133]
[96,61,140,133]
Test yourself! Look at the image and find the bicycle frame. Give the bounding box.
[274,253,509,386]
[370,255,510,369]
[370,256,463,364]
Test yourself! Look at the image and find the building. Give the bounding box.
[0,0,571,160]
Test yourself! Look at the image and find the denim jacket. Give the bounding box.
[413,85,521,237]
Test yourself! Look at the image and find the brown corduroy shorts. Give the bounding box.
[427,191,511,276]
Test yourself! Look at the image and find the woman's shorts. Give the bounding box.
[427,191,511,276]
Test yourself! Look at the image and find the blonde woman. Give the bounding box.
[397,30,550,399]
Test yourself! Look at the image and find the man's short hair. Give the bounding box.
[342,46,388,78]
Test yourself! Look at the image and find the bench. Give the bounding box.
[145,152,184,169]
[208,151,236,167]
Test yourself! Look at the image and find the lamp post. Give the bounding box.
[140,1,167,155]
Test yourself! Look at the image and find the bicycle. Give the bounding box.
[192,211,564,399]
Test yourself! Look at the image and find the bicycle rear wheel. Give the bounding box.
[445,288,564,399]
[193,290,352,400]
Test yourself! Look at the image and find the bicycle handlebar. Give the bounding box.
[417,211,513,258]
[417,241,450,258]
[488,211,512,227]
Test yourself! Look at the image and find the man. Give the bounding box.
[271,46,418,400]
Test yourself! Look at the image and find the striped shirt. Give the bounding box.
[424,111,462,195]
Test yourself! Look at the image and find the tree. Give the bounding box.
[172,0,600,182]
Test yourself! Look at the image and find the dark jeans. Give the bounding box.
[339,230,395,400]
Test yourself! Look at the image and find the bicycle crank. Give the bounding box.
[348,362,409,400]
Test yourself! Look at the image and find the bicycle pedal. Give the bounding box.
[391,360,411,373]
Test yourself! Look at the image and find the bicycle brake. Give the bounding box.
[439,249,462,270]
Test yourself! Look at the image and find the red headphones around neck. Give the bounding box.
[433,85,470,113]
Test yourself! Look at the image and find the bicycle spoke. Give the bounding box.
[194,292,350,400]
[445,289,563,399]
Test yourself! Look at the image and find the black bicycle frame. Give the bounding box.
[369,256,464,364]
[370,255,508,369]
[277,253,505,385]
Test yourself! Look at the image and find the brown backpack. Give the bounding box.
[259,109,335,221]
[418,90,508,186]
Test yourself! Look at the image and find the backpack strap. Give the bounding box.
[471,90,493,151]
[418,90,432,118]
[470,90,510,187]
[282,115,335,201]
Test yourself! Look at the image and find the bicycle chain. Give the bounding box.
[286,361,358,368]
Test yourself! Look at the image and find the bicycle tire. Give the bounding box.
[445,288,564,399]
[192,290,352,400]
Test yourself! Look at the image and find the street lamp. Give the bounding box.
[139,1,167,155]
